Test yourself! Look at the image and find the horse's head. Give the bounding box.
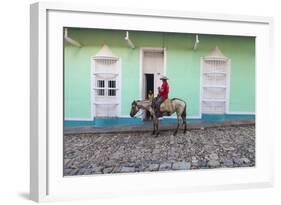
[130,100,140,117]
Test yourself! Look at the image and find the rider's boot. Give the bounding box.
[156,107,162,118]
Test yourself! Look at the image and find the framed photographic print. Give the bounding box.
[30,1,274,202]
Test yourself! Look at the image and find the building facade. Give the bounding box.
[64,28,255,126]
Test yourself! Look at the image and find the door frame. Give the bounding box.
[139,47,167,101]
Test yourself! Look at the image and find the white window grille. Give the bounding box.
[91,45,120,118]
[202,87,226,100]
[202,101,226,114]
[203,73,227,87]
[108,80,116,96]
[96,80,105,96]
[201,46,230,114]
[94,79,117,97]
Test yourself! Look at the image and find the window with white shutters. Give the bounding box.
[91,45,120,118]
[96,80,105,96]
[108,80,116,96]
[201,46,230,114]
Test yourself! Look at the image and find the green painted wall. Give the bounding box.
[64,28,255,119]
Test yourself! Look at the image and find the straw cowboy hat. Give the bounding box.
[160,76,169,80]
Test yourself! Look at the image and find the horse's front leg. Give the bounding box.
[152,118,156,135]
[155,119,160,137]
[153,116,160,137]
[151,111,156,135]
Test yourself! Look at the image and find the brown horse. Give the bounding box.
[130,99,187,136]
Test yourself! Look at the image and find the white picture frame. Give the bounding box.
[30,2,274,202]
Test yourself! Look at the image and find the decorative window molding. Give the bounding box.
[201,46,231,114]
[91,44,121,118]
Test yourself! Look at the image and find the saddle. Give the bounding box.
[160,99,173,114]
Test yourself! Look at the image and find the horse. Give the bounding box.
[129,98,187,136]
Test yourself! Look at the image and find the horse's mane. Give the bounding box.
[171,98,184,102]
[135,99,152,110]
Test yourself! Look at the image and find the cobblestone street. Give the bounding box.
[64,125,255,176]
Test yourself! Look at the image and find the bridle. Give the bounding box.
[131,101,145,118]
[134,109,145,118]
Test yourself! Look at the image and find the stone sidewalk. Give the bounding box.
[64,118,255,135]
[64,124,255,176]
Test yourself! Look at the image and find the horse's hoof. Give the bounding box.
[155,132,160,137]
[151,131,155,135]
[173,132,177,136]
[183,130,187,134]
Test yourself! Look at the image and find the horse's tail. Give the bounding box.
[183,103,187,116]
[182,101,187,119]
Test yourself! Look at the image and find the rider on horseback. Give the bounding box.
[154,76,169,118]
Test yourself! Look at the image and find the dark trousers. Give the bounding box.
[156,96,165,106]
[153,96,165,117]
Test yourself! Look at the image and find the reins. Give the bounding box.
[134,109,145,118]
[133,101,151,118]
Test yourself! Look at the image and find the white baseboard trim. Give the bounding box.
[161,115,201,119]
[226,112,256,115]
[120,114,202,119]
[64,113,254,122]
[64,118,93,121]
[119,115,134,118]
[65,115,202,121]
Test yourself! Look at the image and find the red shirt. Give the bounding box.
[159,81,169,99]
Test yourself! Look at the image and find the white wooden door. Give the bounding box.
[143,50,164,97]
